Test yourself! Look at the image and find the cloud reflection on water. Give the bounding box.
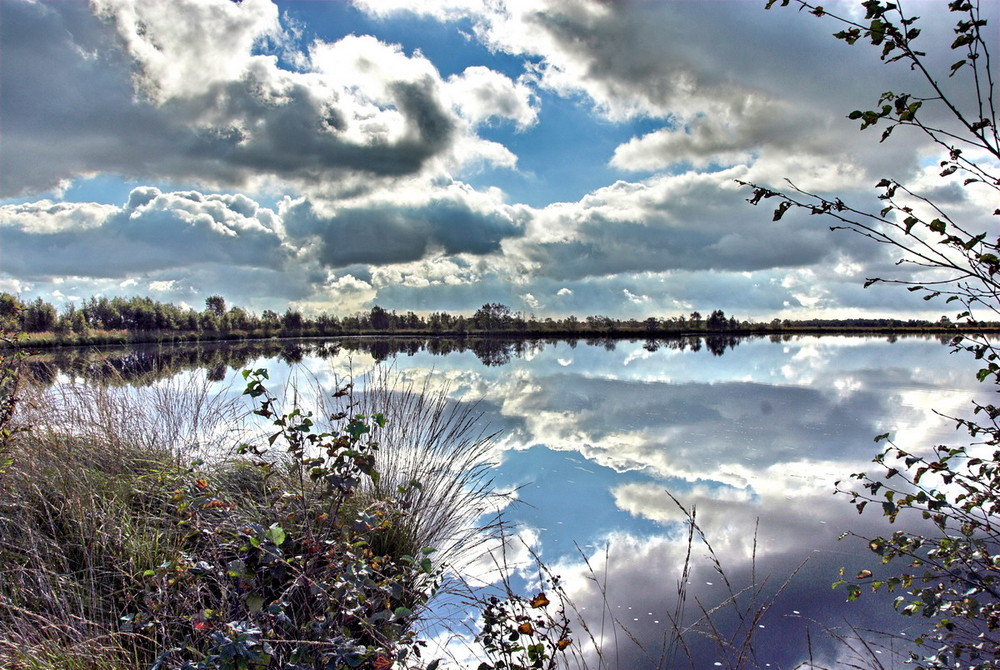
[449,336,981,667]
[109,334,984,667]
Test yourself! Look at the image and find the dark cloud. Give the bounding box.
[0,0,461,198]
[283,197,524,267]
[0,1,178,196]
[531,217,833,278]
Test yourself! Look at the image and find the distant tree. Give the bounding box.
[205,295,227,317]
[60,303,87,335]
[261,309,280,331]
[369,305,391,331]
[473,303,514,331]
[706,309,728,331]
[22,298,57,332]
[227,306,250,332]
[0,294,23,331]
[281,308,304,333]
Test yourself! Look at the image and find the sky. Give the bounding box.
[1,0,997,321]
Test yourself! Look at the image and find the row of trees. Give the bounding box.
[0,293,968,342]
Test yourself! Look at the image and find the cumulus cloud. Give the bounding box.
[0,188,287,279]
[504,168,855,281]
[91,0,282,103]
[3,0,992,320]
[445,66,538,130]
[0,0,515,199]
[282,182,529,268]
[353,0,976,187]
[292,272,377,316]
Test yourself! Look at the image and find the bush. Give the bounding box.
[0,359,516,669]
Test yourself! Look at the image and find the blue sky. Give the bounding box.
[1,0,996,320]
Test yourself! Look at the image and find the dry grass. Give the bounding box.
[336,366,510,566]
[0,364,513,668]
[0,373,251,667]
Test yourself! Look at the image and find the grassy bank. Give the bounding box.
[0,367,508,669]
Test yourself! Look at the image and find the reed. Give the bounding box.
[333,366,510,568]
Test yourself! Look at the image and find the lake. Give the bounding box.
[35,333,984,668]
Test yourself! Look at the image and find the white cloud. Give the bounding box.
[0,200,118,233]
[293,273,376,316]
[623,289,648,305]
[92,0,282,102]
[147,279,175,292]
[0,0,503,198]
[445,66,538,130]
[0,188,287,279]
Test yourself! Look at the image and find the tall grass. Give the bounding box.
[332,366,510,568]
[0,363,513,668]
[0,373,250,668]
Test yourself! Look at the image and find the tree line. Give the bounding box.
[0,292,982,344]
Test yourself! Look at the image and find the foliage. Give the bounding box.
[475,586,572,670]
[745,0,998,319]
[136,368,443,669]
[2,290,981,352]
[744,1,1000,668]
[0,321,27,458]
[834,435,1000,668]
[0,364,459,669]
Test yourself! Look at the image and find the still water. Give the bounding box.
[40,334,986,667]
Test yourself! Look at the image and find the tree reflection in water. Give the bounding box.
[24,334,765,385]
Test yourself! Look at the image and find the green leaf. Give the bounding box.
[265,523,286,546]
[963,232,987,250]
[899,101,922,121]
[869,19,886,45]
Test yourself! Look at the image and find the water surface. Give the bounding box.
[46,334,984,667]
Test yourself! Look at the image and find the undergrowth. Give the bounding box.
[0,359,509,669]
